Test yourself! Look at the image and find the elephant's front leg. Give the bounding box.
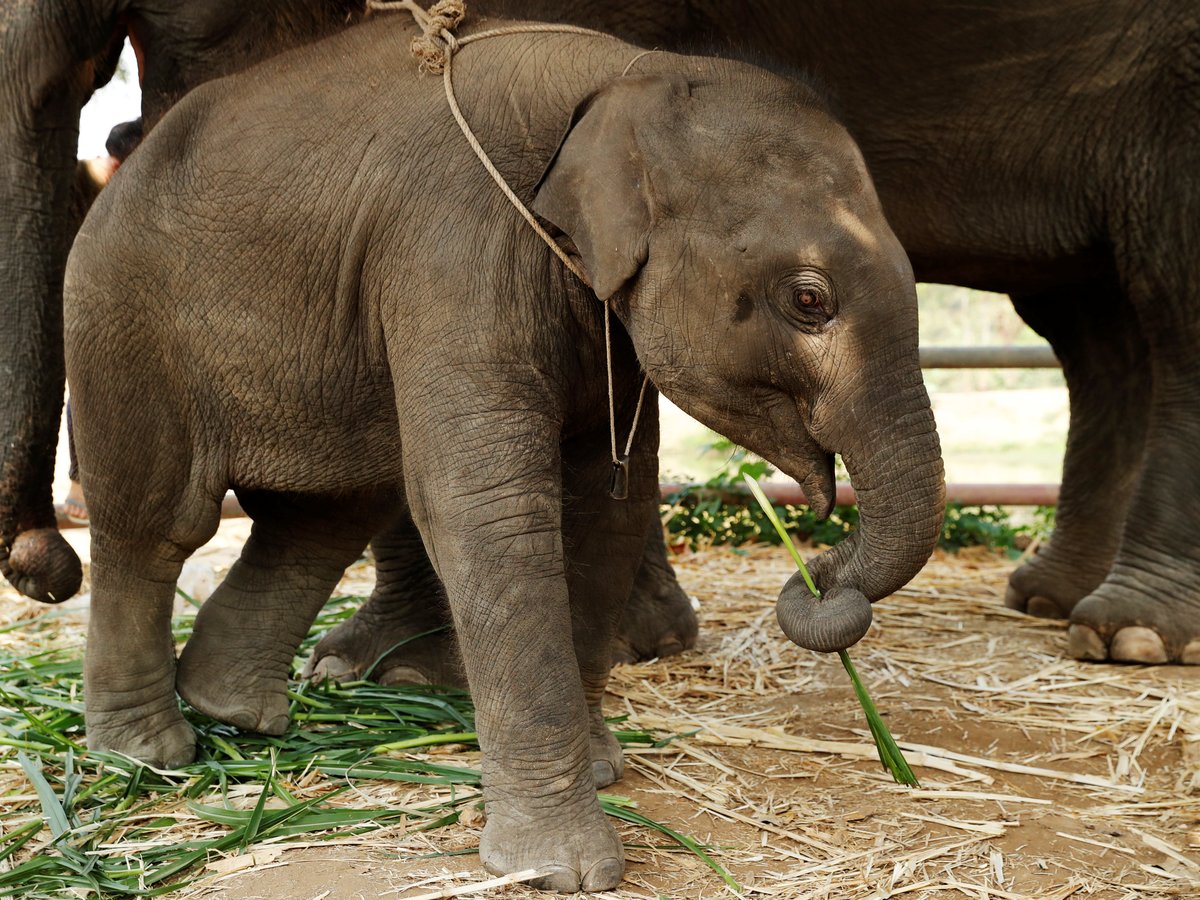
[404,415,623,893]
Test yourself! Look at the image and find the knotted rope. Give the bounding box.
[366,0,652,499]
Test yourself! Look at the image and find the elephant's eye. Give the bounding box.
[794,287,823,309]
[778,269,835,325]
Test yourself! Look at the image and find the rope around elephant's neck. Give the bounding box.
[366,0,652,499]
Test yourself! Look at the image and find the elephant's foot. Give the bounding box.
[1067,582,1200,665]
[589,718,624,788]
[480,798,624,892]
[612,565,698,664]
[86,700,196,769]
[177,635,293,735]
[302,603,466,688]
[1005,541,1108,619]
[176,651,291,735]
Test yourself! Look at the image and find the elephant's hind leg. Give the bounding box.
[302,511,464,688]
[176,491,383,734]
[1005,283,1150,619]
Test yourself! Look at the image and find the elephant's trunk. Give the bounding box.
[779,364,945,653]
[0,20,95,603]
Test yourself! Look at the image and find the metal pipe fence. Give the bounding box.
[55,345,1063,529]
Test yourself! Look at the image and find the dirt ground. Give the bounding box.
[6,522,1200,899]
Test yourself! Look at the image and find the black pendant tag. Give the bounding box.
[608,455,630,500]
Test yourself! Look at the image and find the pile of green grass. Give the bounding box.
[0,596,737,898]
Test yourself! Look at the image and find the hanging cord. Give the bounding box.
[367,0,651,499]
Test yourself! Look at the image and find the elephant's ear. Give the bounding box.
[531,76,686,301]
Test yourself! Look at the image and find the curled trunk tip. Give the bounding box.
[0,528,81,603]
[776,571,872,653]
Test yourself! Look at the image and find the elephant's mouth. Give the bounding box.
[762,399,837,519]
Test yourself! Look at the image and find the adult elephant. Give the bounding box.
[3,0,1198,665]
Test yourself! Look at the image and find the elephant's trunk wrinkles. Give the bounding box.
[778,368,945,653]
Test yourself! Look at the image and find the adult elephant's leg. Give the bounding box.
[404,411,622,893]
[1068,189,1200,664]
[303,510,464,688]
[1004,284,1150,618]
[176,491,383,734]
[613,517,698,663]
[562,414,660,788]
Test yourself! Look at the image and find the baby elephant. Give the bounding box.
[65,14,942,893]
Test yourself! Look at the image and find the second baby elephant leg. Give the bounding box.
[308,510,696,682]
[304,510,465,688]
[561,410,661,790]
[176,491,386,734]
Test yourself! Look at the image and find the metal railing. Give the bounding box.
[663,343,1064,508]
[55,345,1064,529]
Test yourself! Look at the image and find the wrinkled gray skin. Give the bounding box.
[65,20,942,890]
[7,0,1198,666]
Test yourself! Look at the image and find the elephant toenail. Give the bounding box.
[309,655,353,683]
[1027,596,1066,620]
[1110,627,1168,664]
[530,864,581,892]
[582,856,625,891]
[378,665,430,686]
[591,759,619,788]
[1003,584,1028,612]
[657,638,684,657]
[261,714,290,736]
[1182,640,1200,665]
[1068,624,1107,661]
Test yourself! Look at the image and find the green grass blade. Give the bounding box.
[839,650,920,786]
[605,803,743,896]
[17,752,72,838]
[743,475,814,590]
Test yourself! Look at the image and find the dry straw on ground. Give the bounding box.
[1,524,1198,898]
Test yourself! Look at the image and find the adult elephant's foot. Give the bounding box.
[86,699,196,770]
[480,798,624,892]
[1067,581,1200,665]
[1005,540,1108,620]
[611,533,698,664]
[302,598,466,688]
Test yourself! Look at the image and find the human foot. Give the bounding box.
[56,480,88,526]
